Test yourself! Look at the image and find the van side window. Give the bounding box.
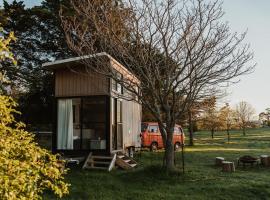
[148,125,158,133]
[174,127,182,134]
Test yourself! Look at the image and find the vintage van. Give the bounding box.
[141,122,185,151]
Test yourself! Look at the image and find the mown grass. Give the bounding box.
[44,128,270,200]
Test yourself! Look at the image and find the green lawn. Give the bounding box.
[44,128,270,200]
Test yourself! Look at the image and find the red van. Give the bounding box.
[141,122,185,151]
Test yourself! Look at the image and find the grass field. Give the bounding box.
[44,128,270,200]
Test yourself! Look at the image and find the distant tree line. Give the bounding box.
[259,108,270,127]
[187,100,257,141]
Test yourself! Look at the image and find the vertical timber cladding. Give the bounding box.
[110,58,142,150]
[55,63,110,97]
[122,100,142,149]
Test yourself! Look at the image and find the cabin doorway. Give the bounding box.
[56,96,108,151]
[112,98,123,150]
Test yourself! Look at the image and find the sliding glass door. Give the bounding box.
[82,97,106,150]
[57,96,108,151]
[72,98,81,150]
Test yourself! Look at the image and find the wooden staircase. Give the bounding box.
[115,152,138,170]
[82,153,116,172]
[82,152,138,171]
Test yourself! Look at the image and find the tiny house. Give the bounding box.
[43,53,141,156]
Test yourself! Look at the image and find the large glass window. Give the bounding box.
[82,97,106,150]
[57,97,107,150]
[72,98,81,150]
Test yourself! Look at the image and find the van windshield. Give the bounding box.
[141,123,148,132]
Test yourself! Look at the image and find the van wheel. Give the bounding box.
[174,142,181,151]
[150,142,158,152]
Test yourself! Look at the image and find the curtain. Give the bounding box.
[57,99,73,149]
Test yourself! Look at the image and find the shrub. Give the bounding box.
[0,95,69,199]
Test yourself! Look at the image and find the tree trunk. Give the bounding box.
[164,137,175,171]
[188,111,194,146]
[243,126,246,136]
[227,129,230,142]
[181,143,185,173]
[159,125,175,171]
[211,129,214,139]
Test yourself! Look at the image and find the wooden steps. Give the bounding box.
[83,153,116,172]
[115,152,138,170]
[82,151,138,171]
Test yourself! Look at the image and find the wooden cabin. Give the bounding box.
[43,53,141,157]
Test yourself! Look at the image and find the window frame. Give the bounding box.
[148,125,159,133]
[55,96,110,152]
[111,69,123,94]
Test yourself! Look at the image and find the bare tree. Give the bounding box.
[199,98,222,139]
[60,0,255,171]
[235,101,255,136]
[219,103,237,142]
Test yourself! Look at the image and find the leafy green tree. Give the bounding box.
[0,0,73,125]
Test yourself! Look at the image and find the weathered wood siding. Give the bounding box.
[110,59,140,85]
[109,58,142,150]
[55,67,109,97]
[122,99,141,148]
[109,97,142,152]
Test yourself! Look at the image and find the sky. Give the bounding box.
[1,0,269,114]
[0,0,41,7]
[221,0,270,114]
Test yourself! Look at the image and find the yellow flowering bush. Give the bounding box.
[0,26,17,85]
[0,26,16,64]
[0,95,69,199]
[0,25,69,199]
